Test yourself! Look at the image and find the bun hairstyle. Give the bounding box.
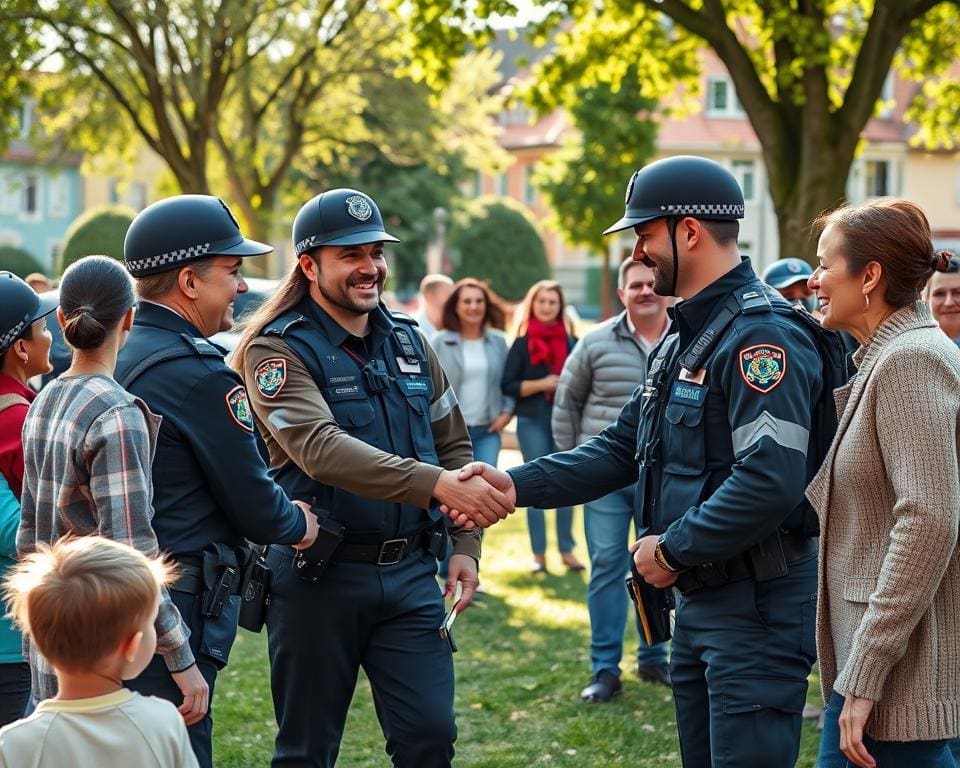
[59,256,135,351]
[932,249,955,273]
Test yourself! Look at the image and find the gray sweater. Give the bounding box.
[807,301,960,741]
[432,329,514,424]
[552,311,654,450]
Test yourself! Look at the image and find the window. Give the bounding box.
[706,76,743,117]
[22,173,39,218]
[731,160,756,202]
[523,164,536,206]
[49,172,70,218]
[17,99,34,139]
[499,103,531,126]
[495,173,508,196]
[865,160,890,197]
[473,171,483,197]
[0,173,18,216]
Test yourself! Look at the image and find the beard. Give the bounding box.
[315,270,386,316]
[651,258,676,297]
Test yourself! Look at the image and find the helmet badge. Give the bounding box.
[345,195,373,221]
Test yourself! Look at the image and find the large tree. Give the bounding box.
[529,0,960,262]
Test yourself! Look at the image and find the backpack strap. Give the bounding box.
[0,394,29,414]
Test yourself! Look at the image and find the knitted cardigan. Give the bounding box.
[806,301,960,741]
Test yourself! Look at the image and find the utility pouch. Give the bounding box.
[746,530,789,582]
[294,514,345,583]
[425,524,448,559]
[201,544,241,618]
[237,545,272,633]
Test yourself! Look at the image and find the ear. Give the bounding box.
[299,253,319,282]
[10,337,28,363]
[616,286,626,305]
[56,307,67,331]
[680,217,702,249]
[862,261,884,296]
[120,629,144,663]
[121,306,135,332]
[177,267,201,299]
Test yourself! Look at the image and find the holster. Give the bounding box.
[294,514,345,583]
[745,529,789,582]
[201,543,241,618]
[237,544,272,633]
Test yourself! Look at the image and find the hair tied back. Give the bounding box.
[934,250,954,273]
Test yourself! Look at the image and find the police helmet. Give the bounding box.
[293,189,399,257]
[603,155,745,236]
[762,258,813,289]
[0,272,58,355]
[123,194,271,277]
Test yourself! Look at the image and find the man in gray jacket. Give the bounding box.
[552,258,671,702]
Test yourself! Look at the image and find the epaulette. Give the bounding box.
[183,335,225,357]
[389,309,419,326]
[264,314,309,337]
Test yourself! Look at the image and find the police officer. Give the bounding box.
[762,258,815,310]
[232,188,505,768]
[115,195,319,768]
[453,157,845,767]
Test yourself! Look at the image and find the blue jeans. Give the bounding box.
[585,485,667,675]
[818,690,956,768]
[516,415,575,555]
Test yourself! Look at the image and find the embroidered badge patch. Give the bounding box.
[255,358,287,399]
[345,194,372,221]
[225,385,254,431]
[739,344,786,393]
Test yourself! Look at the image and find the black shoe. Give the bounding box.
[580,670,622,703]
[636,663,671,687]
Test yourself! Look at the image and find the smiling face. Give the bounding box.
[928,270,960,341]
[618,261,669,326]
[810,223,872,335]
[194,256,248,334]
[631,219,676,296]
[455,285,487,330]
[531,287,562,324]
[305,242,387,318]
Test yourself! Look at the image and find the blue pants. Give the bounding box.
[670,554,817,767]
[584,484,666,674]
[128,590,221,768]
[266,546,455,768]
[817,690,956,768]
[516,414,575,555]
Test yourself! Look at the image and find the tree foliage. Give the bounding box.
[528,0,960,262]
[0,245,44,278]
[59,205,135,273]
[450,196,550,302]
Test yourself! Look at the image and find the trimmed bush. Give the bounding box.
[449,196,550,302]
[59,205,136,273]
[0,245,45,278]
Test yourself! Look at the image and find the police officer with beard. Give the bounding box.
[452,157,846,767]
[115,195,319,767]
[232,189,508,768]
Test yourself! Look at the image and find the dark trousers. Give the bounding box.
[266,547,456,768]
[0,661,29,727]
[127,591,222,768]
[670,554,817,767]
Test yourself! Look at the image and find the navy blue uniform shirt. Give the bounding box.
[115,301,306,557]
[508,259,823,568]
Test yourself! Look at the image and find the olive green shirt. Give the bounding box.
[243,331,481,561]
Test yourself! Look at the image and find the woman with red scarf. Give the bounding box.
[503,280,585,574]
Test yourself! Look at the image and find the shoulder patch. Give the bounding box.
[739,344,787,393]
[225,385,254,431]
[255,358,287,399]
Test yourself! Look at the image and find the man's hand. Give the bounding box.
[440,463,517,528]
[171,663,209,726]
[488,412,512,433]
[839,694,876,768]
[445,554,480,611]
[432,468,513,529]
[292,500,319,550]
[630,535,678,588]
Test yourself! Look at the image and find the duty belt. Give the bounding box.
[334,529,434,566]
[673,533,816,595]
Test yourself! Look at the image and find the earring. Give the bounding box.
[863,293,870,310]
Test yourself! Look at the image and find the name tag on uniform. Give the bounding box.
[669,381,706,406]
[678,367,706,385]
[397,377,431,396]
[397,357,422,374]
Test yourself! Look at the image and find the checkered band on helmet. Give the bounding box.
[0,316,28,353]
[295,236,319,256]
[126,242,212,275]
[660,203,745,217]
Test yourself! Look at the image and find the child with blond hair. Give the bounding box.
[0,536,198,767]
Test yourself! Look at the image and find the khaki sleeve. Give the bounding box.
[420,333,482,561]
[244,336,443,508]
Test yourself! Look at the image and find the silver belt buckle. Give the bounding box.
[377,538,408,565]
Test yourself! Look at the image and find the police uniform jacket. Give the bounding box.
[509,259,823,567]
[243,299,481,560]
[114,301,306,558]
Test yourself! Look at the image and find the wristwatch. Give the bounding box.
[654,537,679,573]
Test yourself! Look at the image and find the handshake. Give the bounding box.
[432,462,517,529]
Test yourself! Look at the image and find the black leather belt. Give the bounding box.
[674,533,816,595]
[334,529,432,566]
[171,563,204,595]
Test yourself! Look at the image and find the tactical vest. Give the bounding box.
[262,301,441,538]
[634,280,850,537]
[116,328,225,390]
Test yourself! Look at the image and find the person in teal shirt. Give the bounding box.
[0,472,28,724]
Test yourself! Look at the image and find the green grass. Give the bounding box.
[214,500,825,766]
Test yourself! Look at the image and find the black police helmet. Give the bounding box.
[123,194,271,277]
[0,271,58,355]
[293,189,399,257]
[603,155,745,236]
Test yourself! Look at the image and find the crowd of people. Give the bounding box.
[0,154,955,768]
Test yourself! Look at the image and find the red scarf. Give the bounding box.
[526,316,570,393]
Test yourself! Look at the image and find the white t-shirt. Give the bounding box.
[0,689,198,768]
[457,338,489,427]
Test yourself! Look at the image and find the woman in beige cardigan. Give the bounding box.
[807,199,960,768]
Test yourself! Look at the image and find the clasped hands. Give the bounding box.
[434,462,516,529]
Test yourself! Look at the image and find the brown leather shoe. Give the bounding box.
[636,663,671,687]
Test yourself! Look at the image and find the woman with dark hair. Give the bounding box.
[503,280,584,574]
[432,279,513,469]
[19,255,207,720]
[807,200,960,768]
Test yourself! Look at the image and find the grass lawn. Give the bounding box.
[214,452,825,766]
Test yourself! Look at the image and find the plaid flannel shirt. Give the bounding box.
[18,374,194,701]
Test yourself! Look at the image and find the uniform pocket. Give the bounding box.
[720,676,807,715]
[199,595,240,670]
[402,393,440,465]
[663,402,706,475]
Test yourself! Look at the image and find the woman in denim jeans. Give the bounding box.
[502,280,584,574]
